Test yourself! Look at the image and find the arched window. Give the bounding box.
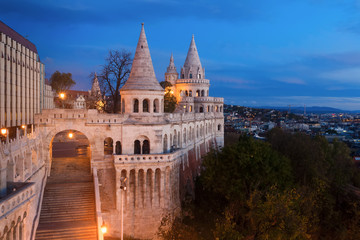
[122,99,125,113]
[196,90,200,97]
[154,99,159,113]
[218,124,221,131]
[134,140,141,154]
[163,134,168,153]
[190,105,193,112]
[199,74,201,78]
[133,99,139,113]
[207,106,210,112]
[185,90,189,96]
[220,106,223,112]
[116,141,122,154]
[143,99,149,112]
[216,106,219,112]
[201,90,205,97]
[189,90,192,97]
[104,137,114,155]
[190,73,193,79]
[143,140,150,154]
[199,107,204,113]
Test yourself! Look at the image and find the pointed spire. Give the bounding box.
[166,53,177,74]
[121,23,163,91]
[91,72,101,96]
[182,35,204,79]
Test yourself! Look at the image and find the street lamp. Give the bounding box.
[1,128,7,136]
[68,132,74,139]
[59,92,65,99]
[101,222,107,234]
[0,128,7,142]
[120,177,127,240]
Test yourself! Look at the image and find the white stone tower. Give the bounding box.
[165,53,178,85]
[120,23,164,115]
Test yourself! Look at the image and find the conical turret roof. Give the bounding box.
[91,72,101,96]
[121,23,163,91]
[184,35,202,70]
[181,35,205,79]
[166,53,177,74]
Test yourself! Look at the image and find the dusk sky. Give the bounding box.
[2,0,360,110]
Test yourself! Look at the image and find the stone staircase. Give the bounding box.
[35,145,98,240]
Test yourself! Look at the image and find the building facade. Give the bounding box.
[0,20,53,139]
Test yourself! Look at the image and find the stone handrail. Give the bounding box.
[93,167,104,240]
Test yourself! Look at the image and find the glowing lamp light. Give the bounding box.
[68,133,74,139]
[170,90,174,94]
[183,105,186,108]
[59,93,65,99]
[1,128,7,135]
[101,223,107,234]
[21,125,26,129]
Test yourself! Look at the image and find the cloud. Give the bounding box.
[319,67,360,83]
[274,77,306,85]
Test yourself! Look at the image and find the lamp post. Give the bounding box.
[120,177,127,240]
[0,128,8,142]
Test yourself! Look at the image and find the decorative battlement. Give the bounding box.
[193,97,224,103]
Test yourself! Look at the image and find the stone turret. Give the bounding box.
[120,23,164,115]
[165,53,178,85]
[90,72,101,97]
[180,35,205,80]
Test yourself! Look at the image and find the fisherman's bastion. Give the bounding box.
[0,21,224,239]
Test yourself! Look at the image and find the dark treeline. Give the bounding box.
[158,128,360,240]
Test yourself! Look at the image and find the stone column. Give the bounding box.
[160,169,165,208]
[151,169,155,208]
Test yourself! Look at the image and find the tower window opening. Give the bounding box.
[199,74,201,78]
[189,73,192,79]
[133,99,139,113]
[143,99,149,112]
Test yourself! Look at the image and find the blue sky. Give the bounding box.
[2,0,360,110]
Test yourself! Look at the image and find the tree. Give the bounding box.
[50,71,75,93]
[160,81,177,113]
[97,50,132,113]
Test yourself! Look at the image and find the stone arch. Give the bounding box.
[142,140,150,154]
[185,90,188,97]
[189,90,192,97]
[153,99,159,113]
[196,90,200,97]
[199,106,204,113]
[133,99,139,113]
[134,140,141,154]
[134,136,150,154]
[115,141,122,154]
[104,137,114,155]
[143,99,149,113]
[44,127,93,177]
[201,90,205,97]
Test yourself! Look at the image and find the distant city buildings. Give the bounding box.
[0,20,53,139]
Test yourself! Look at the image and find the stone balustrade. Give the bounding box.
[114,150,182,164]
[0,182,35,219]
[176,79,210,85]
